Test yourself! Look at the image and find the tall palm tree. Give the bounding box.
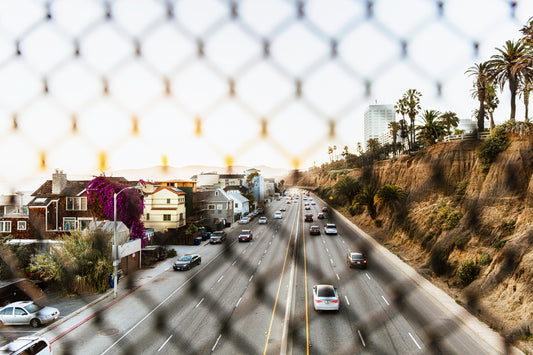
[354,185,379,220]
[417,110,445,146]
[327,146,333,162]
[488,40,530,122]
[375,184,407,212]
[388,121,400,156]
[439,111,460,136]
[466,62,492,133]
[519,80,532,121]
[402,89,422,150]
[333,145,337,161]
[484,83,500,132]
[395,98,410,149]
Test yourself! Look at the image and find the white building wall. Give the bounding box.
[364,104,395,148]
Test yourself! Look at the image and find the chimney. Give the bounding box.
[52,169,67,194]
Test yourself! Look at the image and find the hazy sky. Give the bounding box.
[0,0,532,192]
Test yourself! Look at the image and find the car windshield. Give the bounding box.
[351,253,364,260]
[179,256,192,261]
[317,286,336,297]
[23,303,43,313]
[212,232,222,236]
[241,231,250,235]
[327,225,336,228]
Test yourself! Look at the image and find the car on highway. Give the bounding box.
[0,301,60,328]
[274,211,282,219]
[173,254,201,271]
[0,336,51,354]
[258,217,267,224]
[324,223,338,235]
[280,206,286,211]
[312,285,339,312]
[305,205,311,210]
[311,201,316,205]
[322,207,328,212]
[238,230,253,242]
[286,200,291,204]
[209,231,227,244]
[239,217,250,224]
[309,226,320,235]
[317,212,325,219]
[347,252,367,269]
[304,214,313,222]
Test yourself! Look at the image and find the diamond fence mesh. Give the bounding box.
[0,0,531,354]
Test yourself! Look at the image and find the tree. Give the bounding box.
[242,193,255,207]
[439,111,460,136]
[403,89,422,151]
[395,97,411,150]
[488,40,530,122]
[354,185,379,219]
[484,83,500,132]
[375,184,407,212]
[398,119,409,153]
[333,175,361,206]
[245,171,259,192]
[333,145,338,161]
[327,146,333,162]
[519,80,532,121]
[356,142,363,155]
[388,121,400,156]
[466,62,492,133]
[86,176,146,246]
[417,110,445,147]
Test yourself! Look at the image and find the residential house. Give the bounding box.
[264,178,276,198]
[141,183,187,232]
[26,170,132,239]
[219,174,245,188]
[226,191,249,219]
[157,179,196,220]
[0,193,30,238]
[193,188,234,230]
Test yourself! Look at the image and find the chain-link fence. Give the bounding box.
[1,0,531,354]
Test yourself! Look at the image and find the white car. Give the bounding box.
[324,223,338,235]
[313,285,340,311]
[0,301,60,328]
[274,211,282,219]
[239,217,249,224]
[259,217,267,224]
[0,336,51,354]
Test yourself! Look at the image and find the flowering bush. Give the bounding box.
[86,176,146,246]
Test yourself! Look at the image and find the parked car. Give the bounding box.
[259,217,267,224]
[312,285,339,312]
[239,217,250,224]
[274,211,283,219]
[304,214,313,222]
[347,252,367,269]
[173,254,201,271]
[238,230,253,242]
[257,208,264,214]
[210,231,227,244]
[309,226,320,235]
[324,223,338,235]
[317,212,325,219]
[0,301,59,328]
[0,336,51,354]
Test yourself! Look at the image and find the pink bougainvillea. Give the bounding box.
[86,176,147,246]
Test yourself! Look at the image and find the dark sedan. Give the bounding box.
[173,254,201,271]
[347,252,367,269]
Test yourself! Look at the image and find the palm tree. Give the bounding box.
[398,119,409,153]
[333,145,337,161]
[388,121,400,156]
[327,146,333,162]
[403,89,422,150]
[417,110,445,146]
[354,185,379,220]
[519,80,532,121]
[484,83,500,132]
[488,40,530,122]
[395,98,410,149]
[375,184,407,212]
[466,62,492,133]
[439,111,459,136]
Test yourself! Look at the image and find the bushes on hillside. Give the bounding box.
[457,259,481,286]
[476,125,509,174]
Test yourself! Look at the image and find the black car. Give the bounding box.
[304,214,313,222]
[210,231,227,244]
[173,254,201,271]
[347,252,367,269]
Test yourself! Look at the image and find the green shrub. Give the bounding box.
[503,220,516,233]
[476,126,509,174]
[348,203,365,216]
[494,238,509,249]
[456,179,469,196]
[167,249,177,258]
[444,210,463,230]
[457,259,481,286]
[478,253,491,266]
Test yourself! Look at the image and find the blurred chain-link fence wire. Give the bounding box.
[0,0,531,354]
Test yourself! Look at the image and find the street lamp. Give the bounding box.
[113,185,142,299]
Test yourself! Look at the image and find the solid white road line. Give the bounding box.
[249,275,253,282]
[195,298,204,308]
[381,296,390,306]
[365,273,371,280]
[358,330,366,347]
[232,260,237,266]
[326,248,329,252]
[212,334,222,352]
[236,297,242,308]
[408,332,422,350]
[344,296,350,305]
[330,258,334,264]
[217,275,224,283]
[157,335,172,352]
[258,260,262,265]
[336,273,340,280]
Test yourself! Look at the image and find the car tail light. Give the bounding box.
[316,300,322,303]
[363,260,367,263]
[332,300,339,303]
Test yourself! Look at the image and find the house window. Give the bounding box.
[217,204,222,210]
[146,213,150,221]
[166,198,171,204]
[215,191,219,196]
[66,197,87,211]
[235,203,238,208]
[208,204,215,210]
[78,218,92,231]
[163,214,171,221]
[17,221,26,230]
[179,213,184,221]
[63,218,76,231]
[0,221,11,233]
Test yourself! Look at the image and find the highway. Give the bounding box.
[47,191,504,354]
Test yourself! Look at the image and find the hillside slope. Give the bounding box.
[299,136,533,350]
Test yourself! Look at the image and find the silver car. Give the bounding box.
[313,285,340,312]
[324,223,338,235]
[0,301,59,328]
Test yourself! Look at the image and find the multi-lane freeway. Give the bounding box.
[46,191,506,354]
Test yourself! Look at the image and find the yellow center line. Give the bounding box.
[263,200,300,355]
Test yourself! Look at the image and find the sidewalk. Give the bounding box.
[35,242,209,342]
